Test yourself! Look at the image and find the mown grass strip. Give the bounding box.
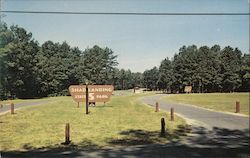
[0,93,187,151]
[163,93,249,115]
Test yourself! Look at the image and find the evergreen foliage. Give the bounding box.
[0,23,249,99]
[152,45,249,93]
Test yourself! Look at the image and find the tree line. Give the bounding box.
[0,23,249,99]
[0,24,143,99]
[144,45,250,93]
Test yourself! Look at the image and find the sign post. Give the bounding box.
[86,83,89,114]
[69,85,114,115]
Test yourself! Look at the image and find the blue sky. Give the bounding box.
[1,0,249,72]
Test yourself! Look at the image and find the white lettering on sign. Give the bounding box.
[73,94,96,100]
[71,88,86,93]
[74,95,85,99]
[69,85,114,102]
[70,87,112,93]
[89,88,112,92]
[89,93,95,100]
[96,95,108,99]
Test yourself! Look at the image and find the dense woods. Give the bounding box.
[146,45,250,93]
[0,24,142,99]
[0,23,249,99]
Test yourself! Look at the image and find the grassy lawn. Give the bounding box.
[0,97,59,107]
[163,93,249,115]
[0,93,186,151]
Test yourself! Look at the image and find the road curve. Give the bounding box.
[141,94,250,151]
[141,94,249,130]
[0,100,52,114]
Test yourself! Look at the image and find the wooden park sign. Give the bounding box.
[184,86,192,93]
[69,85,114,103]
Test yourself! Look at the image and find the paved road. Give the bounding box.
[141,94,250,149]
[0,100,52,114]
[141,94,249,130]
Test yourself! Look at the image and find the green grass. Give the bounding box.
[0,97,60,107]
[0,93,186,151]
[163,93,249,115]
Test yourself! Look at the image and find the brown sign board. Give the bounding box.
[69,85,114,103]
[184,86,192,93]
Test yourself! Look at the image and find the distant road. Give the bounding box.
[0,100,52,114]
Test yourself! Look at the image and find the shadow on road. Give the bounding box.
[1,126,249,158]
[186,126,250,148]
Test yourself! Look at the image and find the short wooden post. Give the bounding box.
[65,123,70,144]
[170,108,174,121]
[161,118,165,136]
[11,103,14,114]
[236,101,240,113]
[77,102,79,108]
[155,102,159,112]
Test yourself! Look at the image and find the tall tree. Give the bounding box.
[220,46,242,92]
[38,41,81,96]
[195,46,221,92]
[240,54,250,91]
[172,45,198,92]
[0,23,14,99]
[132,72,143,88]
[115,69,127,90]
[143,67,159,90]
[5,25,40,98]
[82,45,118,85]
[158,58,173,92]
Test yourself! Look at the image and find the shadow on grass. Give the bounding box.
[107,125,191,146]
[94,105,113,108]
[1,126,249,158]
[1,140,101,158]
